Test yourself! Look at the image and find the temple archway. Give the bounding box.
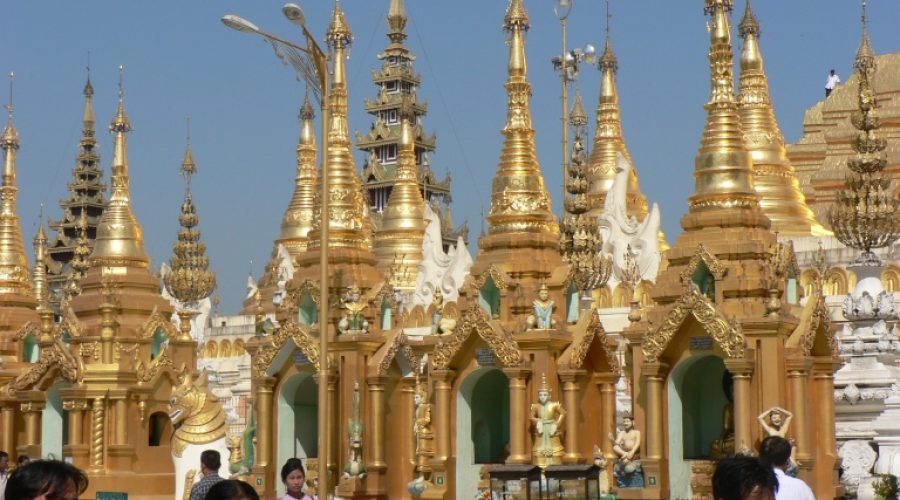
[456,367,510,497]
[277,372,318,497]
[148,411,173,447]
[667,354,728,499]
[41,382,70,459]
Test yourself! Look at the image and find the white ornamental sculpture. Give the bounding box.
[598,153,662,289]
[409,203,473,310]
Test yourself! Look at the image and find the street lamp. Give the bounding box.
[222,5,332,497]
[551,0,594,196]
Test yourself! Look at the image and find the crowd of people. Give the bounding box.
[3,438,813,499]
[0,448,316,500]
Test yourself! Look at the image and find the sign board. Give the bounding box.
[96,493,127,500]
[475,348,495,366]
[294,352,310,366]
[689,336,714,351]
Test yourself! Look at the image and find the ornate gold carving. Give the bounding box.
[136,348,174,385]
[252,319,324,377]
[114,341,139,362]
[431,304,522,370]
[90,397,105,471]
[140,306,179,340]
[786,290,834,357]
[169,371,228,458]
[642,287,745,363]
[79,341,101,362]
[565,310,621,374]
[679,244,727,289]
[4,338,83,395]
[13,321,39,341]
[469,264,513,294]
[376,331,408,376]
[57,302,85,338]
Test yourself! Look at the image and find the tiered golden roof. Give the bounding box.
[46,75,107,308]
[828,2,899,260]
[484,0,558,239]
[63,211,91,300]
[736,0,828,237]
[586,32,649,221]
[373,108,426,290]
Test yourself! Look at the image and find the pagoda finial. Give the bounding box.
[387,0,408,44]
[587,11,649,221]
[91,65,149,265]
[485,0,557,238]
[181,117,196,180]
[0,70,31,297]
[737,1,825,236]
[829,0,899,261]
[32,221,49,309]
[687,0,760,215]
[277,94,318,254]
[569,88,587,127]
[374,104,426,289]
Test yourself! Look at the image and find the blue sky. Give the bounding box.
[2,1,898,313]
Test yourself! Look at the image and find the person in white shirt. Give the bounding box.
[0,451,9,500]
[825,69,840,98]
[760,436,815,500]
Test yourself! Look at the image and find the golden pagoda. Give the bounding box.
[46,74,107,311]
[736,0,828,237]
[586,28,649,221]
[0,72,41,456]
[622,2,838,497]
[372,106,426,290]
[2,68,196,499]
[241,96,319,315]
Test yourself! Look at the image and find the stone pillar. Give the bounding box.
[594,373,619,460]
[254,377,276,468]
[559,369,585,464]
[786,358,813,465]
[431,369,455,462]
[503,367,532,464]
[0,405,14,453]
[642,362,669,460]
[366,375,388,472]
[725,359,755,454]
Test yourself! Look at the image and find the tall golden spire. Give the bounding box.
[737,0,827,236]
[307,1,370,251]
[829,0,899,260]
[0,72,32,297]
[587,27,649,220]
[90,65,149,266]
[386,0,408,49]
[373,106,426,290]
[688,1,762,220]
[485,0,557,238]
[32,224,48,309]
[278,95,319,256]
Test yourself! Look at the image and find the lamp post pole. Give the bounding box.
[222,6,331,495]
[555,0,572,197]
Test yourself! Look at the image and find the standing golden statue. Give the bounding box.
[530,374,565,466]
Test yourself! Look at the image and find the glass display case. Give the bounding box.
[488,464,545,500]
[543,464,601,499]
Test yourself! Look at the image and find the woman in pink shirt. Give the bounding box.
[281,458,316,500]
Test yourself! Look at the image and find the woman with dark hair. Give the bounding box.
[4,459,88,500]
[203,479,260,500]
[280,458,315,500]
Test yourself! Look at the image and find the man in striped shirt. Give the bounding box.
[189,450,225,500]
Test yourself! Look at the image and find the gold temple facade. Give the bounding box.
[4,0,886,499]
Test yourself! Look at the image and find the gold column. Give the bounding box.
[594,373,619,460]
[0,405,14,453]
[327,372,338,475]
[68,403,84,446]
[786,358,812,465]
[401,377,416,469]
[559,369,585,464]
[503,367,531,464]
[114,399,127,444]
[367,375,388,471]
[89,396,105,473]
[254,377,275,468]
[642,362,668,460]
[725,359,755,454]
[431,369,455,462]
[21,402,42,447]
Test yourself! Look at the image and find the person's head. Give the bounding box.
[0,451,9,472]
[712,456,776,500]
[538,284,550,301]
[623,414,634,430]
[18,454,31,466]
[4,459,89,500]
[769,410,783,428]
[830,69,836,75]
[203,479,260,500]
[538,389,550,405]
[759,435,793,469]
[200,449,221,474]
[281,458,307,498]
